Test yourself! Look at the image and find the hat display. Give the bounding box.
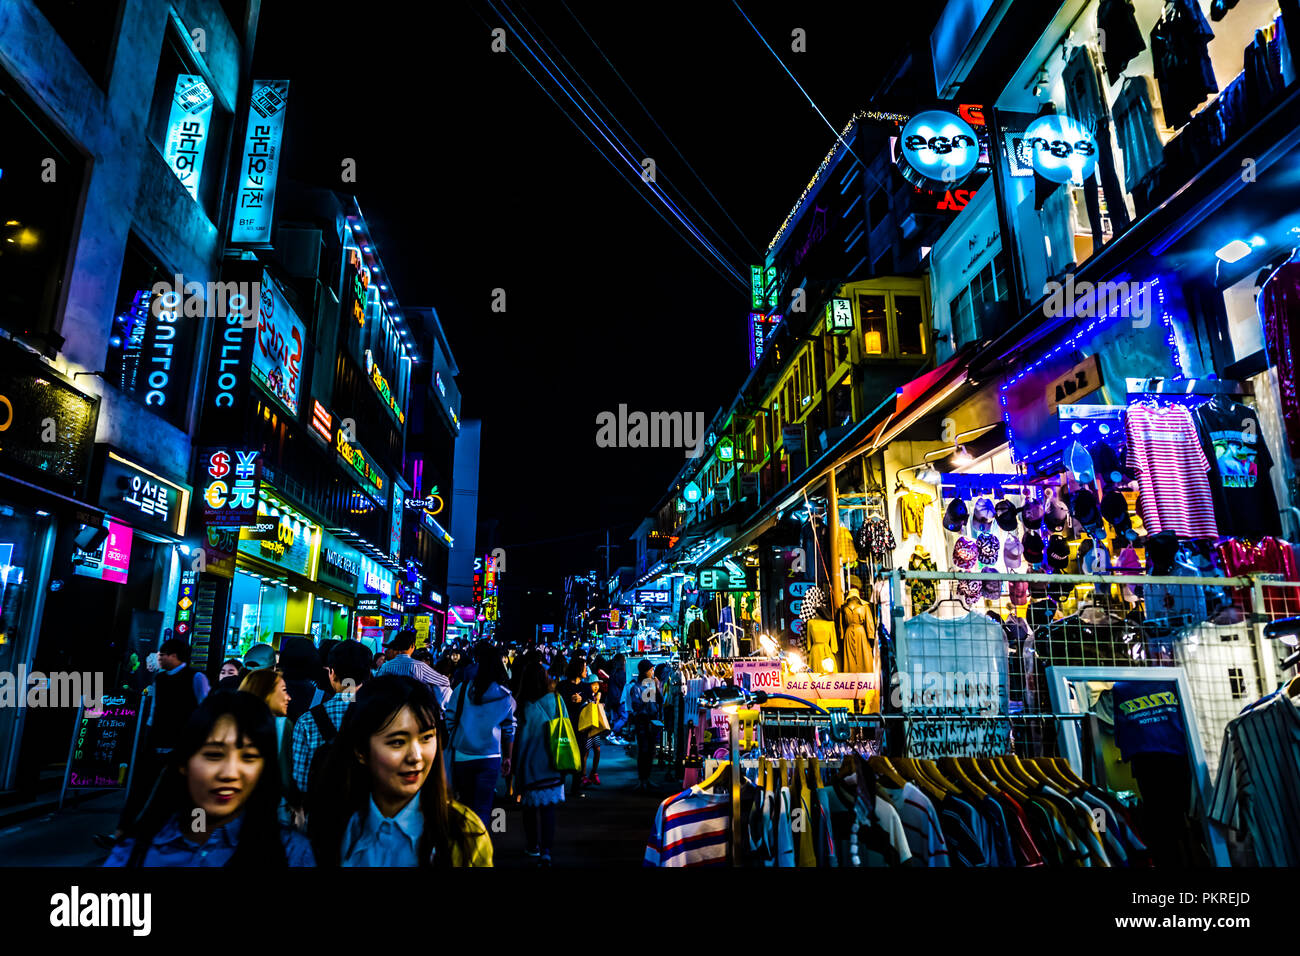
[1090,440,1139,486]
[1044,492,1070,531]
[1046,534,1071,570]
[943,497,970,533]
[1100,488,1129,525]
[1022,496,1045,525]
[1069,488,1103,533]
[976,531,1000,564]
[981,568,1003,599]
[1064,440,1096,484]
[959,576,985,604]
[1145,532,1180,572]
[1003,536,1023,569]
[971,497,996,534]
[953,536,978,569]
[1023,529,1045,564]
[1008,579,1030,606]
[994,499,1021,533]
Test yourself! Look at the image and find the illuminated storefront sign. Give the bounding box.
[897,110,979,188]
[404,489,444,516]
[163,75,213,200]
[826,297,853,333]
[389,485,403,562]
[97,451,189,538]
[749,312,781,368]
[201,448,261,524]
[231,80,290,244]
[334,425,385,503]
[364,350,405,425]
[253,272,305,417]
[750,265,778,310]
[236,487,320,576]
[346,247,370,326]
[73,520,133,584]
[1023,114,1098,185]
[310,400,332,443]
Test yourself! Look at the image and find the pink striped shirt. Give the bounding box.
[1125,403,1218,538]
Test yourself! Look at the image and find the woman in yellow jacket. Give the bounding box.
[307,675,493,867]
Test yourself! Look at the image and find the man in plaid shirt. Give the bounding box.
[291,640,373,794]
[379,629,451,710]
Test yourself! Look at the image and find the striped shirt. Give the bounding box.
[380,655,451,709]
[1125,403,1218,538]
[881,781,949,867]
[1209,695,1300,866]
[644,786,731,867]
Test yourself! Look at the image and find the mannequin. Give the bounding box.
[805,618,839,673]
[840,587,875,674]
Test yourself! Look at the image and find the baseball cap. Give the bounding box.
[976,531,1000,564]
[1069,488,1103,533]
[1008,580,1029,606]
[971,497,996,534]
[1079,538,1111,574]
[1023,529,1045,564]
[953,536,978,569]
[1023,496,1045,525]
[981,568,1002,599]
[1046,534,1071,570]
[959,577,984,604]
[244,643,276,670]
[1003,536,1023,569]
[943,497,969,533]
[1064,441,1095,484]
[994,499,1021,533]
[1044,492,1070,531]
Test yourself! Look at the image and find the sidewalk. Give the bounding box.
[0,790,118,867]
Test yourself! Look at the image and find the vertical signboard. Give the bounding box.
[231,80,290,244]
[200,260,259,441]
[252,271,305,418]
[163,75,214,201]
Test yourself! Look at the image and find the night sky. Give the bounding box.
[253,1,943,620]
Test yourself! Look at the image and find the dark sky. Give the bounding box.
[253,0,943,614]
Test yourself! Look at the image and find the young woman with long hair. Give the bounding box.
[307,675,492,867]
[511,659,564,865]
[103,691,314,866]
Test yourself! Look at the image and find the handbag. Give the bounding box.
[547,693,581,771]
[578,700,611,734]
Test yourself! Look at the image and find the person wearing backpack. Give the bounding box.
[443,643,516,829]
[510,659,564,865]
[629,659,662,793]
[291,640,373,800]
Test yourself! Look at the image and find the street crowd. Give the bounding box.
[95,633,666,867]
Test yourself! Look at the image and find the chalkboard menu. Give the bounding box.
[65,692,141,790]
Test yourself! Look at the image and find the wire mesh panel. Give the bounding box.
[890,568,1264,766]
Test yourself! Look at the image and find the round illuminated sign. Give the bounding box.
[683,481,702,504]
[897,110,980,188]
[1024,114,1098,185]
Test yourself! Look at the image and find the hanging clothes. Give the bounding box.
[879,780,950,866]
[1061,45,1131,243]
[1209,693,1300,866]
[896,489,932,541]
[907,546,938,613]
[805,618,839,673]
[1124,402,1219,539]
[839,596,875,674]
[1097,0,1147,83]
[1193,397,1282,538]
[643,784,732,867]
[1150,0,1219,130]
[1112,76,1167,194]
[1260,257,1300,459]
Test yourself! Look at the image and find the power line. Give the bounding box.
[490,0,746,286]
[467,1,746,291]
[560,0,764,262]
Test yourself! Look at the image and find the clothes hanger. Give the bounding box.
[939,756,989,799]
[1006,753,1050,789]
[993,756,1039,794]
[1049,757,1091,792]
[778,757,790,790]
[867,754,908,789]
[895,758,946,802]
[696,758,730,793]
[958,757,1001,795]
[1028,757,1077,794]
[978,758,1028,800]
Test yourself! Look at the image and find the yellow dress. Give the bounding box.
[806,619,839,672]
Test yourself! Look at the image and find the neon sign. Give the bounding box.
[897,110,979,188]
[347,247,369,326]
[364,350,405,425]
[335,426,385,502]
[1024,114,1098,185]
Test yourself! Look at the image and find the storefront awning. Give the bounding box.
[870,345,977,452]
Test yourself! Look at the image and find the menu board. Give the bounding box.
[65,692,141,790]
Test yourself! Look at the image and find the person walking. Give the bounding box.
[279,636,328,721]
[606,653,628,742]
[291,639,373,798]
[555,653,595,790]
[444,643,516,828]
[629,659,662,792]
[103,691,314,866]
[582,671,606,786]
[511,659,563,865]
[217,659,246,691]
[239,668,299,826]
[308,676,493,867]
[98,638,211,848]
[380,629,451,711]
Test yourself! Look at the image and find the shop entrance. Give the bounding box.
[1047,665,1227,866]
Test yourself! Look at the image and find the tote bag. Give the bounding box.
[547,693,581,771]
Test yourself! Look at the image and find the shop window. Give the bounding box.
[0,71,85,347]
[103,235,198,429]
[145,25,230,223]
[947,252,1007,348]
[858,289,928,360]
